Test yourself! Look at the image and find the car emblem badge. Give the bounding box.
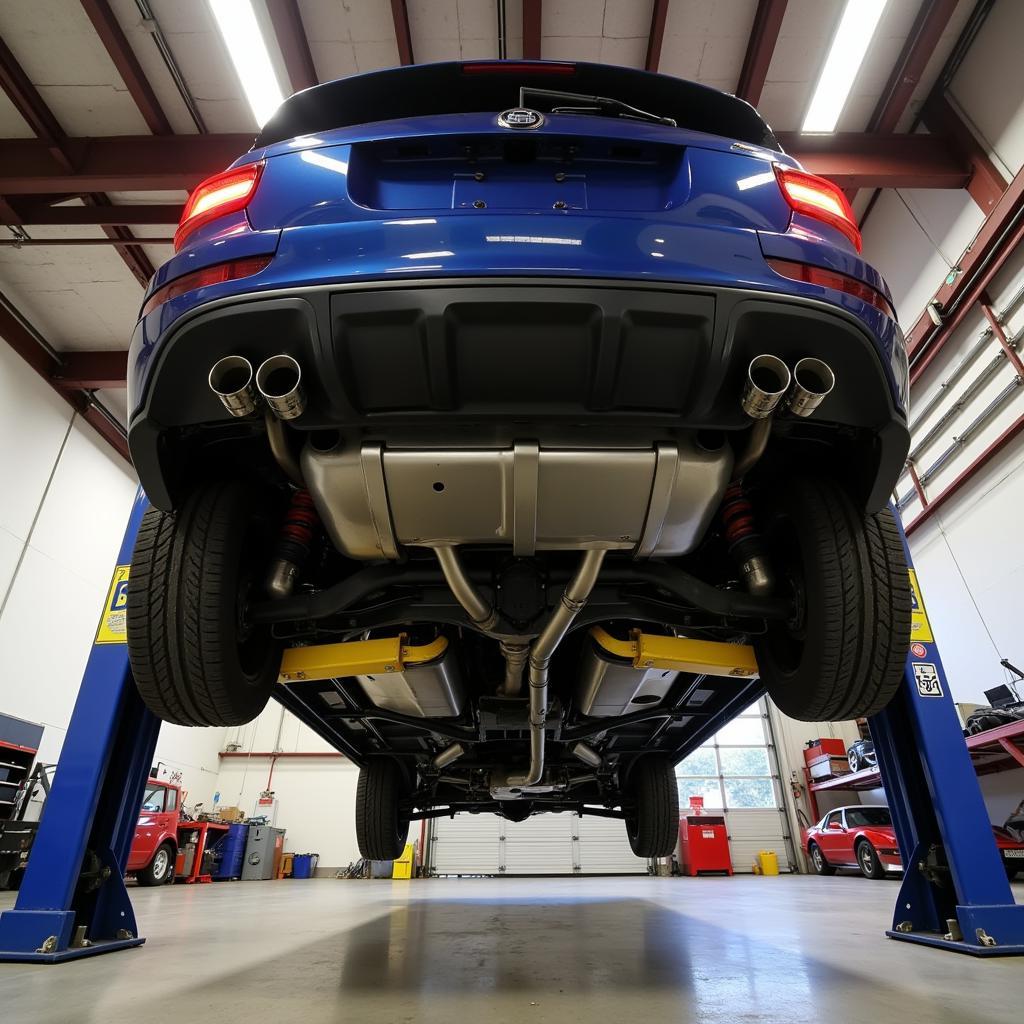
[498,107,544,130]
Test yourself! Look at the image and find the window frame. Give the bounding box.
[674,701,781,811]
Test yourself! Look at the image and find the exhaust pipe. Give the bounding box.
[209,355,257,417]
[786,357,835,417]
[256,354,305,420]
[432,742,466,770]
[741,354,791,419]
[571,742,603,769]
[502,549,606,792]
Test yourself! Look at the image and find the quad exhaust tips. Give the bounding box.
[256,354,306,420]
[209,355,257,418]
[209,353,307,420]
[786,357,835,418]
[740,354,835,420]
[741,355,791,419]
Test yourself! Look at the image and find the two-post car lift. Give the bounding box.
[0,495,1022,960]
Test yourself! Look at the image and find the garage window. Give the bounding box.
[675,700,779,810]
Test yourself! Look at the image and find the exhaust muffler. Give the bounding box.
[256,354,305,420]
[786,357,835,417]
[741,354,791,419]
[209,355,257,417]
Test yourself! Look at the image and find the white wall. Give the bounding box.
[216,703,361,869]
[0,342,225,809]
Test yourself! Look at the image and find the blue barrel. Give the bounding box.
[292,853,318,879]
[212,823,249,880]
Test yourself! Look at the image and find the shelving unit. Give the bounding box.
[0,740,38,824]
[803,718,1024,821]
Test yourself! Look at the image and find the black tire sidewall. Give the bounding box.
[356,759,411,860]
[857,841,883,879]
[128,480,282,727]
[754,478,910,722]
[624,757,679,858]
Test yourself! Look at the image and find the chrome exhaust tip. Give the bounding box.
[256,354,305,420]
[741,354,791,419]
[209,355,257,417]
[786,357,835,417]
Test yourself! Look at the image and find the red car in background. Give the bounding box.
[126,780,181,886]
[804,804,1024,880]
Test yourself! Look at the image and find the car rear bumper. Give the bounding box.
[129,276,908,512]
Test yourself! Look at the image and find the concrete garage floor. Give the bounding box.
[2,875,1022,1024]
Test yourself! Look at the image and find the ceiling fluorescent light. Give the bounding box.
[802,0,888,133]
[208,0,285,127]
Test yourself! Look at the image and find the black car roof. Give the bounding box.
[256,60,780,151]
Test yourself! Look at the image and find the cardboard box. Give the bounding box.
[808,754,850,781]
[217,806,246,823]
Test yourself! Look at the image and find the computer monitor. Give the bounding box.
[984,684,1016,708]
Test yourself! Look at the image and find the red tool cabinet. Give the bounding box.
[678,815,733,876]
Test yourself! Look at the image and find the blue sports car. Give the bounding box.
[126,61,911,859]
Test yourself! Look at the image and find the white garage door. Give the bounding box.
[675,699,792,872]
[430,812,648,875]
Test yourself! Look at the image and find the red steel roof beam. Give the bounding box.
[0,294,129,461]
[522,0,542,60]
[266,0,318,92]
[735,0,788,107]
[645,0,670,73]
[0,34,72,169]
[0,134,254,194]
[0,29,154,283]
[0,202,183,226]
[50,350,129,390]
[904,161,1024,378]
[0,131,968,194]
[390,0,414,65]
[775,131,969,190]
[921,94,1008,213]
[868,0,960,134]
[79,0,173,135]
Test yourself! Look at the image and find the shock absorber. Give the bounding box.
[720,483,774,597]
[266,489,319,599]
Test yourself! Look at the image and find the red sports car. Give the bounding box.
[804,804,1024,880]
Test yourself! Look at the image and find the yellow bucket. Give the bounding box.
[392,843,415,879]
[757,850,779,876]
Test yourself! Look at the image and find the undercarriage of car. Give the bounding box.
[127,283,912,859]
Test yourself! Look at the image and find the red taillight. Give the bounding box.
[174,162,264,251]
[141,255,272,317]
[766,258,895,320]
[461,61,576,75]
[773,164,862,253]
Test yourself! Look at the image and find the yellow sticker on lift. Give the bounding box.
[95,564,130,645]
[907,569,934,644]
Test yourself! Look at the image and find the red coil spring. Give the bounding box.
[279,489,318,552]
[720,483,756,548]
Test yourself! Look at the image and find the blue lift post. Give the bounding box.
[0,497,1021,961]
[0,492,161,962]
[870,517,1024,955]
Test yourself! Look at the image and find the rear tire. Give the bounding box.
[755,478,911,722]
[857,840,886,880]
[355,760,411,860]
[127,480,281,727]
[624,757,679,858]
[137,843,175,887]
[808,842,835,876]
